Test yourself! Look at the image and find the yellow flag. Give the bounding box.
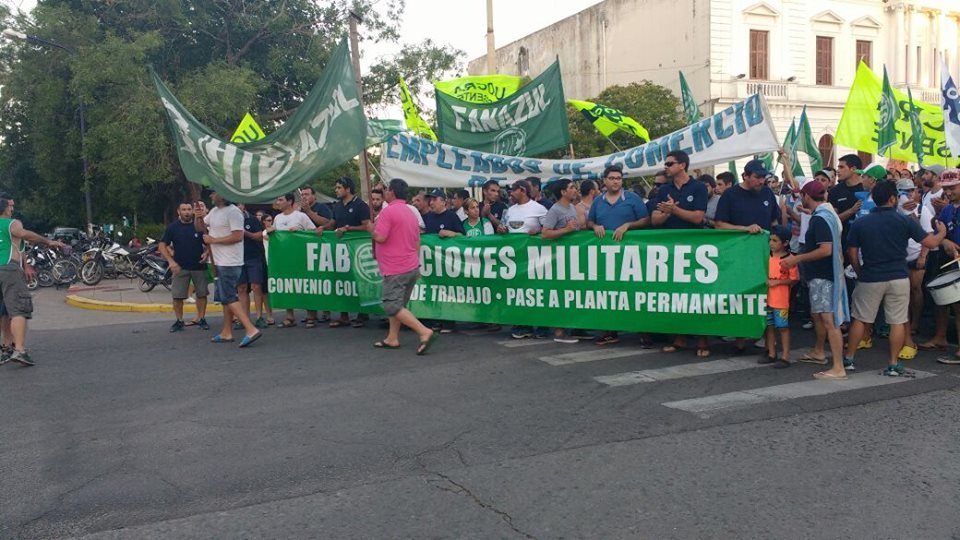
[568,99,649,142]
[434,75,523,104]
[230,112,266,143]
[836,62,958,164]
[399,77,437,141]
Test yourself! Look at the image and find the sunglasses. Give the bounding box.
[664,162,677,167]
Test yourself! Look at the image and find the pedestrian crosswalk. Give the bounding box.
[490,337,941,418]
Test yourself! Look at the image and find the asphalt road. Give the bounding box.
[2,289,960,539]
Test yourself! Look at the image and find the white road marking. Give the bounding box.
[539,347,659,366]
[662,369,936,418]
[594,357,763,386]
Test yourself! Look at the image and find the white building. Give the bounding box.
[469,0,960,170]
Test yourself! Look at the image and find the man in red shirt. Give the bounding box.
[368,178,437,355]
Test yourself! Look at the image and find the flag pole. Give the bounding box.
[604,136,622,152]
[568,143,576,159]
[349,11,372,202]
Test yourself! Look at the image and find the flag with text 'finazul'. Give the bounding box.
[151,39,367,203]
[435,60,570,156]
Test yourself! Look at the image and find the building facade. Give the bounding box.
[469,0,960,169]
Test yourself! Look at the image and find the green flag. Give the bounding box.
[568,99,650,141]
[679,71,702,124]
[151,39,367,203]
[434,75,523,104]
[796,105,823,173]
[877,65,898,157]
[399,77,438,141]
[906,87,925,166]
[781,120,804,177]
[435,60,571,156]
[367,119,405,148]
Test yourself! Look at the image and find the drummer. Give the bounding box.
[842,180,947,376]
[927,168,960,364]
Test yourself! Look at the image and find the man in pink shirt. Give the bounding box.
[368,178,437,355]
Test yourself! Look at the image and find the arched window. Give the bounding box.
[818,134,835,169]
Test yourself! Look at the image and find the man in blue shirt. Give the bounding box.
[159,202,210,332]
[714,159,781,233]
[924,169,960,364]
[844,180,945,376]
[586,164,650,345]
[650,150,708,230]
[423,190,466,237]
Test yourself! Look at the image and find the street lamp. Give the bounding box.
[1,28,94,235]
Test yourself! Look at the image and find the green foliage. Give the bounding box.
[0,0,463,229]
[546,81,686,159]
[135,223,168,243]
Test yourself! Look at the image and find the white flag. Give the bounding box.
[943,61,960,157]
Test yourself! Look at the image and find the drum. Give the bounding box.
[927,269,960,306]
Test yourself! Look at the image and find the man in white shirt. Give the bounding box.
[503,180,547,339]
[267,192,323,327]
[196,192,263,348]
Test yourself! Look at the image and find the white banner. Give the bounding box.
[382,94,779,187]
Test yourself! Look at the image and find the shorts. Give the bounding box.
[766,308,789,329]
[239,258,265,287]
[214,265,242,305]
[381,268,419,316]
[171,268,210,300]
[851,278,910,325]
[808,278,834,314]
[0,264,32,319]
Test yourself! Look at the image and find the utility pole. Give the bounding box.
[485,0,496,74]
[348,11,373,200]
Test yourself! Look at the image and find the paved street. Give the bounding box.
[2,288,960,539]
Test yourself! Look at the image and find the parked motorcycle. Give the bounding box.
[79,241,141,285]
[133,244,171,292]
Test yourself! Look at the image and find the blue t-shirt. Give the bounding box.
[423,210,466,235]
[801,214,835,281]
[938,203,960,245]
[332,197,370,227]
[650,179,708,229]
[714,185,781,230]
[242,213,264,262]
[848,207,928,282]
[310,202,333,221]
[160,220,206,271]
[587,191,648,230]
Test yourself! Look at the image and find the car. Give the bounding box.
[49,227,85,245]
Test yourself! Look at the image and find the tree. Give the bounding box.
[0,0,463,229]
[549,81,686,160]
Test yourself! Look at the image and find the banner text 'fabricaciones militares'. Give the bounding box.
[266,231,769,337]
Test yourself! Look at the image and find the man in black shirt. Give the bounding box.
[828,154,865,251]
[423,190,466,237]
[159,202,209,332]
[300,186,333,229]
[237,204,267,328]
[480,179,509,232]
[330,177,372,327]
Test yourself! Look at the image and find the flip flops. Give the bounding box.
[813,371,848,381]
[278,319,297,328]
[799,352,830,365]
[239,332,262,348]
[329,319,350,328]
[416,332,438,356]
[918,342,947,351]
[211,335,235,343]
[374,341,401,349]
[696,348,711,358]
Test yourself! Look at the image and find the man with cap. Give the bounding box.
[423,190,466,238]
[503,179,548,339]
[782,180,849,379]
[920,169,960,362]
[842,180,946,376]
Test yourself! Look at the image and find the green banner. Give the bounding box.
[435,60,570,156]
[150,39,367,203]
[434,75,524,104]
[267,230,769,337]
[367,119,405,148]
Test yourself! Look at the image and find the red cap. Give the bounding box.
[800,180,826,199]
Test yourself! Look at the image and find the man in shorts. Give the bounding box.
[368,178,436,354]
[160,202,210,332]
[0,192,66,367]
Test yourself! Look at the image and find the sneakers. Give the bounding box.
[553,331,579,344]
[233,320,243,330]
[801,320,814,330]
[882,363,906,377]
[773,358,791,369]
[843,356,856,371]
[170,320,185,333]
[0,346,10,366]
[511,326,532,339]
[9,350,34,367]
[936,355,960,365]
[184,296,197,304]
[533,328,549,339]
[254,317,268,329]
[594,334,620,345]
[197,318,210,330]
[857,338,873,350]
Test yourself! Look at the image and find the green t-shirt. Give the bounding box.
[463,218,492,237]
[0,218,18,265]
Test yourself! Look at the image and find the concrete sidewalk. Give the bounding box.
[65,280,227,313]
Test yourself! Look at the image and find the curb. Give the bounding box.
[65,295,227,314]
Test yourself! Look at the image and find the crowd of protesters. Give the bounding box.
[154,151,960,381]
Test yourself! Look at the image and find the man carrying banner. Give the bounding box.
[423,190,465,334]
[782,181,848,380]
[575,180,599,230]
[300,186,333,230]
[541,178,581,343]
[480,180,509,233]
[650,151,709,355]
[504,180,549,339]
[268,193,322,328]
[588,164,651,346]
[368,178,437,355]
[330,177,372,328]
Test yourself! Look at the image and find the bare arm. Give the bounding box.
[714,220,762,234]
